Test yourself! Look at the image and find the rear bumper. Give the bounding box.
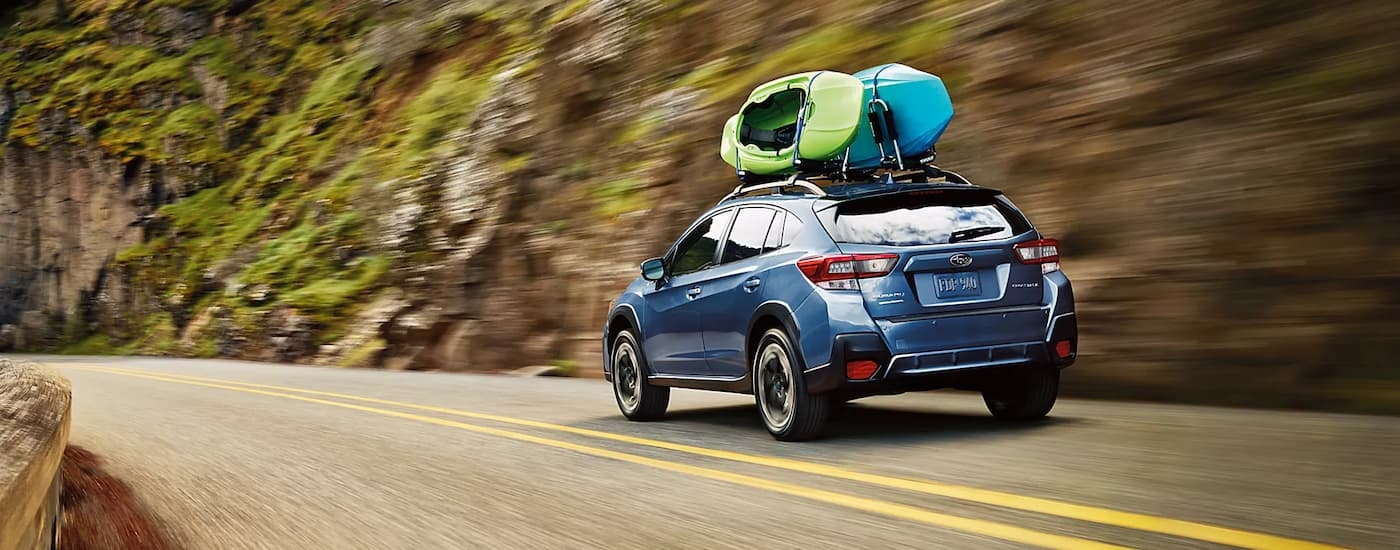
[805,309,1077,396]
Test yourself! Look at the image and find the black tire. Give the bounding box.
[752,328,830,441]
[611,329,669,421]
[983,365,1059,420]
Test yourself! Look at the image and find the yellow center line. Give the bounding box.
[67,365,1123,550]
[70,364,1348,550]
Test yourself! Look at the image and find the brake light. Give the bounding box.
[797,253,898,290]
[1014,238,1060,274]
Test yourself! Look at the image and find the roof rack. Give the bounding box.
[881,163,973,185]
[731,148,972,185]
[718,174,827,205]
[718,151,977,205]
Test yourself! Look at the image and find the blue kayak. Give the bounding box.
[844,63,954,170]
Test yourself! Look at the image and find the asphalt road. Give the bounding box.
[11,355,1398,549]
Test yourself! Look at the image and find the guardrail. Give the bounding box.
[0,359,70,550]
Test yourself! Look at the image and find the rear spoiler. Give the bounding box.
[815,184,1005,211]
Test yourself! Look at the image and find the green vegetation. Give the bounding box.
[147,0,231,9]
[549,358,579,376]
[57,312,179,355]
[129,312,181,355]
[546,0,592,26]
[340,337,388,368]
[8,40,206,157]
[189,332,221,358]
[0,0,418,355]
[614,111,662,147]
[60,334,123,355]
[591,178,647,222]
[381,55,495,177]
[2,0,960,365]
[0,0,545,357]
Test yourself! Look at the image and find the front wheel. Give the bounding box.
[753,328,830,441]
[983,365,1059,420]
[612,330,669,421]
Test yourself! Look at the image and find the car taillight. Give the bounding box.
[797,254,899,290]
[1014,238,1060,274]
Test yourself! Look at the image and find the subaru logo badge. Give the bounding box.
[949,253,973,267]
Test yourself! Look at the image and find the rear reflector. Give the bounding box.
[1055,340,1072,359]
[1014,238,1060,274]
[847,360,879,380]
[797,253,898,290]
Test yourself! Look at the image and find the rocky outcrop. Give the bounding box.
[0,136,148,342]
[0,359,71,550]
[1,2,219,349]
[1,0,1397,411]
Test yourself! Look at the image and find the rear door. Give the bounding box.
[815,188,1045,321]
[699,206,784,378]
[642,209,735,376]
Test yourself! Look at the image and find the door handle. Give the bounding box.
[686,286,702,299]
[743,278,762,291]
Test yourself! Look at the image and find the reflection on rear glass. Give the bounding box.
[834,204,1014,246]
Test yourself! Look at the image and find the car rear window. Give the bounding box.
[821,191,1031,246]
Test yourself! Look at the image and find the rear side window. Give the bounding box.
[762,211,802,252]
[822,192,1031,246]
[722,207,776,263]
[762,214,785,252]
[779,213,802,246]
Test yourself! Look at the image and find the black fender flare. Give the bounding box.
[605,304,643,379]
[746,302,807,371]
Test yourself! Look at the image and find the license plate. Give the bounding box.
[934,271,980,298]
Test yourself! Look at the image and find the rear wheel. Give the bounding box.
[612,330,669,421]
[753,328,829,441]
[983,365,1059,420]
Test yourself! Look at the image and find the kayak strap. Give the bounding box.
[867,65,904,170]
[790,71,822,168]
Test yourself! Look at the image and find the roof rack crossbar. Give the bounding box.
[718,175,827,205]
[882,164,974,185]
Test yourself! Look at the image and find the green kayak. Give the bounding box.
[720,70,864,175]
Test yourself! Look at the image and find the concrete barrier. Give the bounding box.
[0,359,71,550]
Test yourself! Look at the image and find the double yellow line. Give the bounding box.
[65,364,1346,550]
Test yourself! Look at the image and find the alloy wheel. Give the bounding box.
[756,341,794,431]
[614,342,640,411]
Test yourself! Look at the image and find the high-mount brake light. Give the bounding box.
[1014,238,1061,274]
[797,254,899,290]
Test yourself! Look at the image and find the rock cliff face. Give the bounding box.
[0,103,149,350]
[1,0,1397,411]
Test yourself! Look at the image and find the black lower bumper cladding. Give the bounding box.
[806,316,1077,396]
[806,333,890,394]
[1048,313,1078,367]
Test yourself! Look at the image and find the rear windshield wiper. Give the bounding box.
[948,226,1005,243]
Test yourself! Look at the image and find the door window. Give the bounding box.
[670,210,734,277]
[721,207,777,264]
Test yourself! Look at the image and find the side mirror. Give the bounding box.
[640,257,665,281]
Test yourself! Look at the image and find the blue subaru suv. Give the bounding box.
[603,174,1077,441]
